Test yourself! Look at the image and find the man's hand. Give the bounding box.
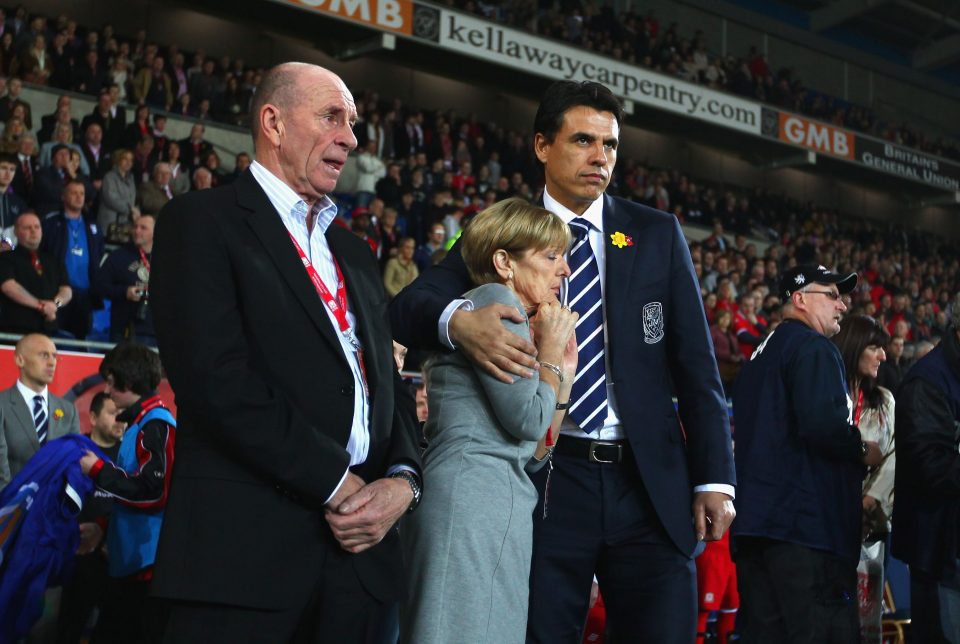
[79,450,99,475]
[449,305,538,384]
[77,522,103,555]
[126,285,143,302]
[40,300,57,321]
[692,491,735,542]
[324,471,365,511]
[325,477,413,554]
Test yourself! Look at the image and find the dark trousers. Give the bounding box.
[527,448,697,644]
[91,576,164,644]
[161,541,392,644]
[735,537,858,644]
[59,291,92,340]
[56,551,109,643]
[910,568,960,644]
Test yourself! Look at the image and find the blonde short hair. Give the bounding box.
[461,198,571,285]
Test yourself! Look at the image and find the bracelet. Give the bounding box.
[540,361,563,382]
[555,401,570,410]
[532,446,555,463]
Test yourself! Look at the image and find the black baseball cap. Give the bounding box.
[780,264,857,300]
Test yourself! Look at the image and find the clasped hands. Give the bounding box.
[324,472,413,554]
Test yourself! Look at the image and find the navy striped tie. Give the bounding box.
[566,218,608,435]
[33,394,48,444]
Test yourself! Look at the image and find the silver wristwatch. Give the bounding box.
[389,470,422,513]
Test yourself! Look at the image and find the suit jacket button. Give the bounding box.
[341,385,354,396]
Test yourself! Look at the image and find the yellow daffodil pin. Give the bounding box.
[54,408,64,420]
[610,231,634,248]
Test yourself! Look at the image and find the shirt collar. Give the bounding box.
[117,393,164,424]
[542,188,604,230]
[16,379,47,403]
[249,160,338,234]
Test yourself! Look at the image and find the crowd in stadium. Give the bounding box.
[455,0,960,162]
[1,4,959,644]
[0,4,956,360]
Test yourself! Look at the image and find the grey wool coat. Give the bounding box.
[400,283,557,644]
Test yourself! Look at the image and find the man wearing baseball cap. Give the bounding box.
[731,264,882,642]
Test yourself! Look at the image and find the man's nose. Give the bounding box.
[588,142,608,165]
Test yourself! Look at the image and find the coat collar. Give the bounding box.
[7,385,41,449]
[602,194,643,332]
[233,170,343,357]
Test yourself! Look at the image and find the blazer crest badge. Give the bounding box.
[643,301,664,344]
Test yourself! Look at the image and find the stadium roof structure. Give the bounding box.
[727,0,960,88]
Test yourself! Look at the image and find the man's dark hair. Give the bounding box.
[90,390,110,416]
[99,342,162,396]
[832,314,890,408]
[533,81,624,144]
[0,152,18,166]
[62,178,85,195]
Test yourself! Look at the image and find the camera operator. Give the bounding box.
[93,213,156,346]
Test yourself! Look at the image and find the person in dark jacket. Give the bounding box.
[891,297,960,644]
[80,343,174,644]
[56,391,124,644]
[0,152,27,234]
[732,265,882,643]
[92,214,154,345]
[41,180,105,339]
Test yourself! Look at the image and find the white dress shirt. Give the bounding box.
[250,161,369,501]
[17,379,47,423]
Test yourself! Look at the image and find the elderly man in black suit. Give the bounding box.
[150,62,422,643]
[391,80,736,643]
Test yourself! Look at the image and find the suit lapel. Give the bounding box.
[8,387,40,449]
[235,172,342,356]
[47,394,66,440]
[326,227,384,400]
[602,194,642,334]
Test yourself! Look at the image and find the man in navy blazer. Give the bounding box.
[390,80,735,643]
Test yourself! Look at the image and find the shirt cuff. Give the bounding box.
[323,468,351,506]
[89,459,106,479]
[694,483,735,499]
[438,298,474,350]
[386,463,421,486]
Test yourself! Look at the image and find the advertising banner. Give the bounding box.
[408,8,761,135]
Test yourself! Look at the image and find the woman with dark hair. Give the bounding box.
[711,308,743,393]
[832,314,896,641]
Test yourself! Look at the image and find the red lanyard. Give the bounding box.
[853,389,864,426]
[138,248,151,273]
[28,250,42,276]
[286,232,368,395]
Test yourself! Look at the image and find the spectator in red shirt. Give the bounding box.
[733,292,768,360]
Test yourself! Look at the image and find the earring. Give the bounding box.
[507,271,514,280]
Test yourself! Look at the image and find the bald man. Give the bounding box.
[150,62,421,642]
[0,333,80,490]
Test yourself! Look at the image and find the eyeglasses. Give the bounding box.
[802,290,842,301]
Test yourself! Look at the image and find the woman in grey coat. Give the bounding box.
[97,148,139,237]
[401,198,578,644]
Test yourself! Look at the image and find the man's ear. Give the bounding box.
[533,133,551,165]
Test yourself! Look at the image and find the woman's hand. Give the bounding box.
[530,299,578,365]
[561,333,578,382]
